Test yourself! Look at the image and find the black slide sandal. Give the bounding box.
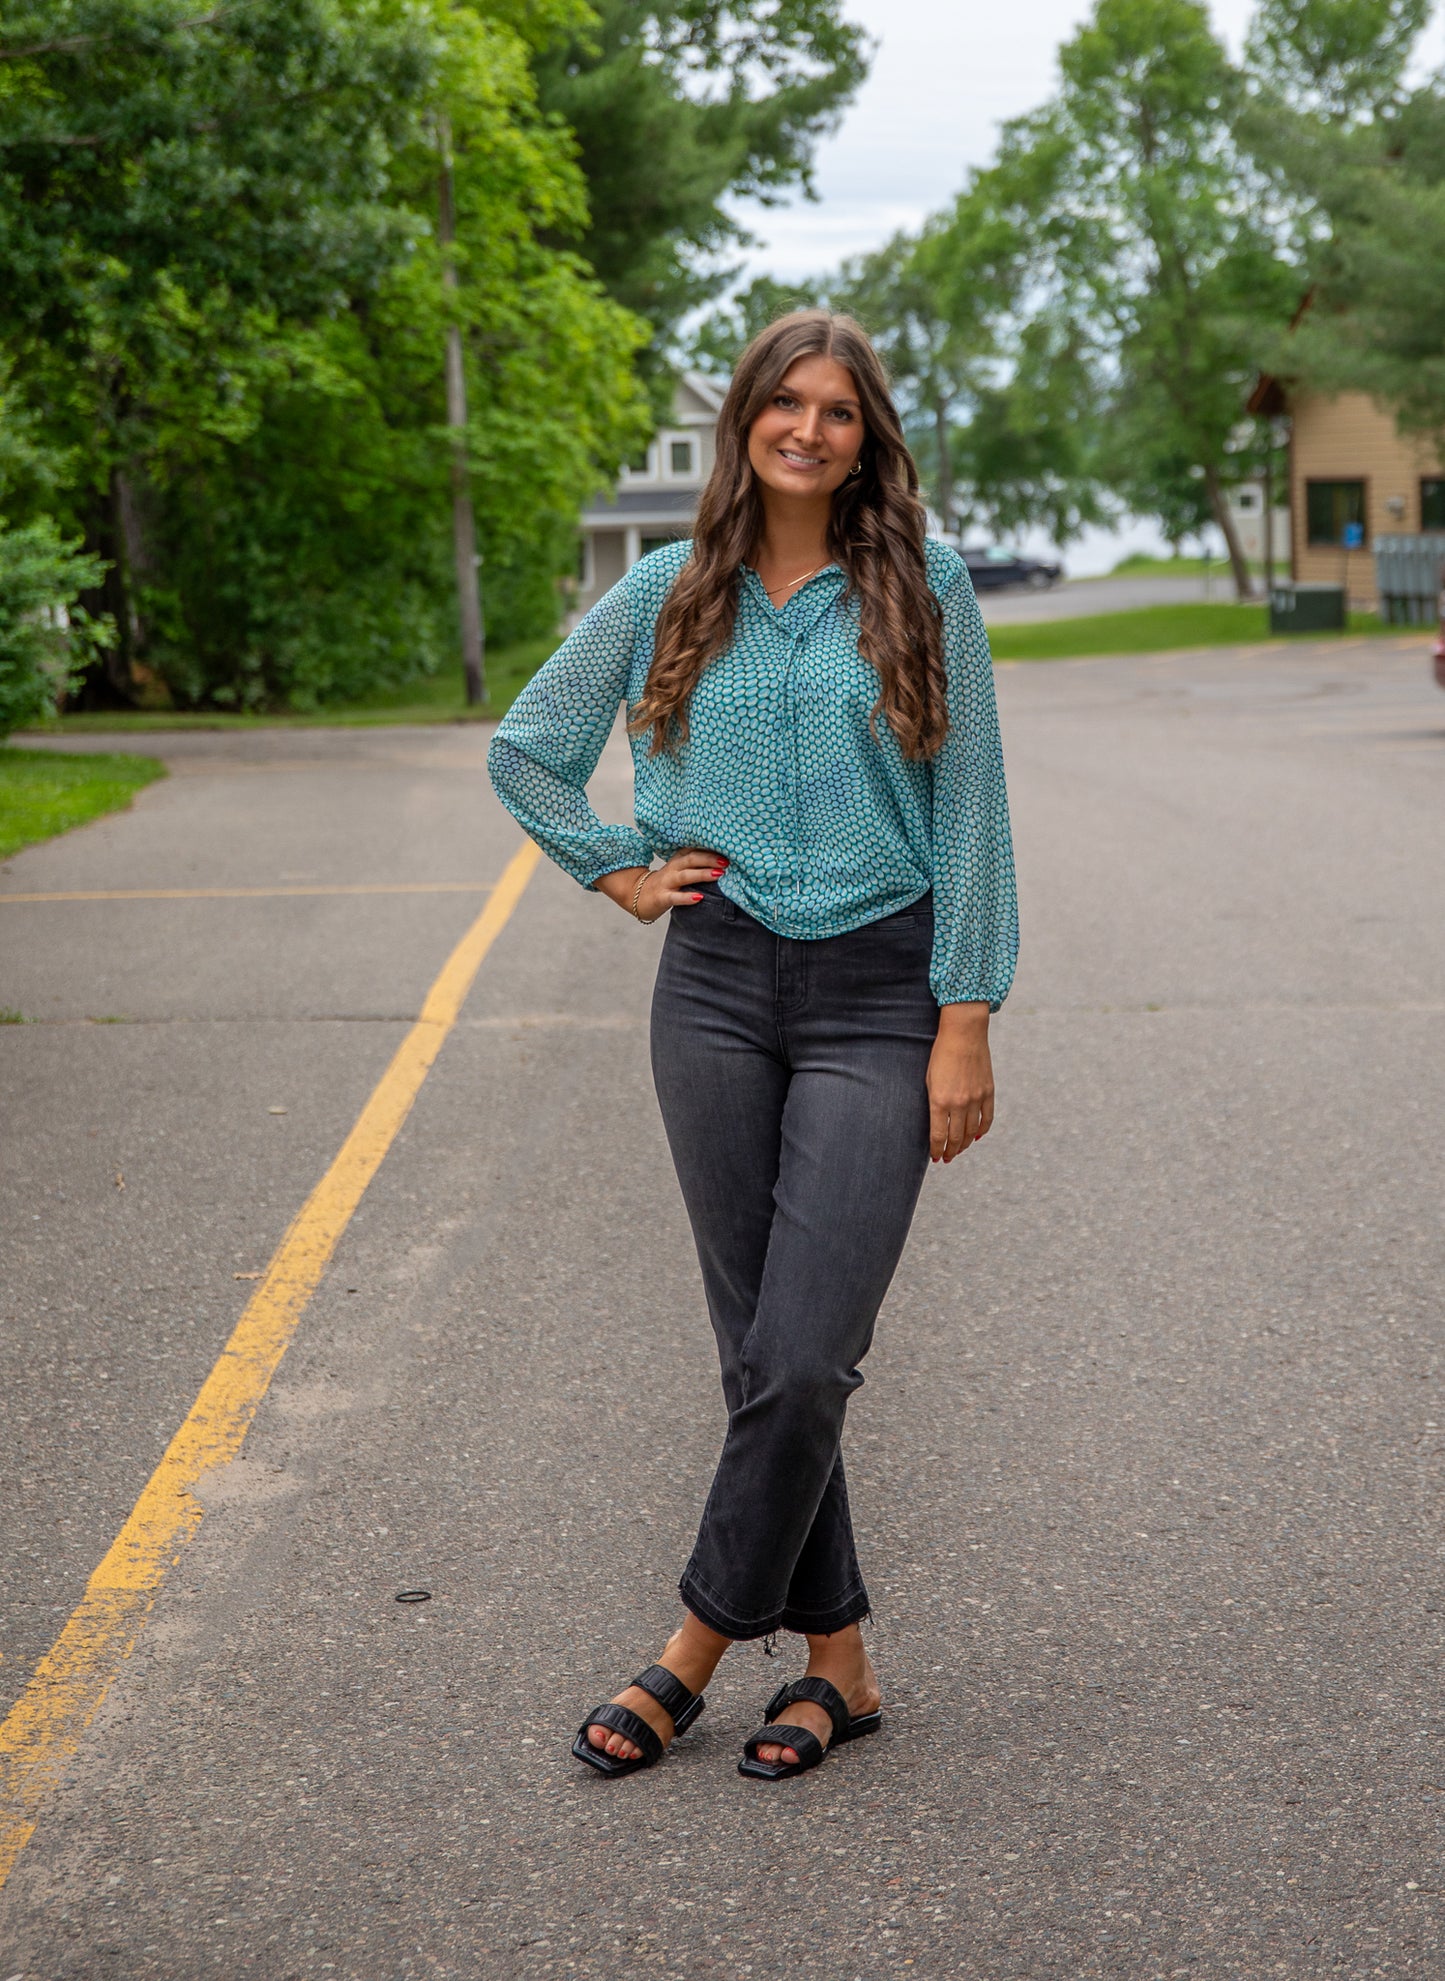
[572,1662,705,1779]
[737,1674,883,1781]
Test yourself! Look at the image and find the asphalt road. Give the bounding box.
[2,630,1443,1980]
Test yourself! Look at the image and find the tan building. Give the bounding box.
[571,372,726,623]
[1250,378,1445,607]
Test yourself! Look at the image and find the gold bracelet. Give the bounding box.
[630,869,660,925]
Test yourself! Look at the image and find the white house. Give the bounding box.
[1225,476,1292,567]
[572,372,726,622]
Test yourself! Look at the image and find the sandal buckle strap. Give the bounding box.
[632,1662,697,1725]
[771,1676,851,1747]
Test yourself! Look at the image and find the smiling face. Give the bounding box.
[745,353,865,505]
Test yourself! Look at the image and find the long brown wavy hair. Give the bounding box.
[629,310,948,761]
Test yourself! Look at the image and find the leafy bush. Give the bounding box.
[0,518,113,738]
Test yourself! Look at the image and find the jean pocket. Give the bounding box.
[682,879,736,919]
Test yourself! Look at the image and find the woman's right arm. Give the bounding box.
[486,576,655,889]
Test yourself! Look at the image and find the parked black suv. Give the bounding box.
[961,544,1064,591]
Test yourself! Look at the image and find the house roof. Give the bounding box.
[1245,290,1316,418]
[580,487,699,529]
[679,371,728,415]
[660,374,728,429]
[1248,374,1288,418]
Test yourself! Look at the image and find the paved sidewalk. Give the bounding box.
[2,637,1443,1978]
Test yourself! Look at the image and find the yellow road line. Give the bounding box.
[0,838,541,1888]
[0,882,491,905]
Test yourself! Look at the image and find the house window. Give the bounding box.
[669,439,694,475]
[625,444,652,475]
[641,532,685,556]
[1236,489,1258,511]
[1422,478,1445,529]
[1306,479,1367,547]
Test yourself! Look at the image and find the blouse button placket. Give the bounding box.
[785,625,804,889]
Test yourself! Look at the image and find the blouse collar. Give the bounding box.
[738,561,847,626]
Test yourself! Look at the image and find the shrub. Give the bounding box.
[0,518,114,738]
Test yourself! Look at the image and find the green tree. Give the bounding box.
[954,314,1111,547]
[884,183,1087,542]
[683,276,824,376]
[957,0,1296,595]
[533,0,868,363]
[829,223,1007,536]
[1245,0,1429,120]
[136,1,651,708]
[0,0,651,708]
[0,0,444,698]
[1242,7,1445,446]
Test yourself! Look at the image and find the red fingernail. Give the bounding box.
[711,869,724,877]
[690,893,703,902]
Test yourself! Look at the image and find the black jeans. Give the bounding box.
[650,882,938,1641]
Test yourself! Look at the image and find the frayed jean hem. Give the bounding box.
[679,1571,870,1643]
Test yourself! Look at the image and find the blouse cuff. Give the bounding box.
[578,831,654,891]
[931,973,1009,1014]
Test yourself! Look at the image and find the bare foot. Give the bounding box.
[585,1616,729,1762]
[753,1624,881,1767]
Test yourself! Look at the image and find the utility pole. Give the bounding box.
[437,112,485,706]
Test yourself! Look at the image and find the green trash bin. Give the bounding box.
[1269,582,1346,634]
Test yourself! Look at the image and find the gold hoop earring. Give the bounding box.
[848,460,862,477]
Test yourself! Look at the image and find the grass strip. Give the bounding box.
[989,603,1379,662]
[0,748,167,860]
[1105,554,1269,578]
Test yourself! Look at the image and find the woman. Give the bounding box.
[488,310,1017,1782]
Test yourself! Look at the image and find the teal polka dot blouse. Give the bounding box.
[488,537,1018,1010]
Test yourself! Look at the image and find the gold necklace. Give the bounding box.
[762,561,829,600]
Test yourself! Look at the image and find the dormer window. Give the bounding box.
[669,439,695,476]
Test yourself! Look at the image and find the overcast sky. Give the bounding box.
[729,0,1445,283]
